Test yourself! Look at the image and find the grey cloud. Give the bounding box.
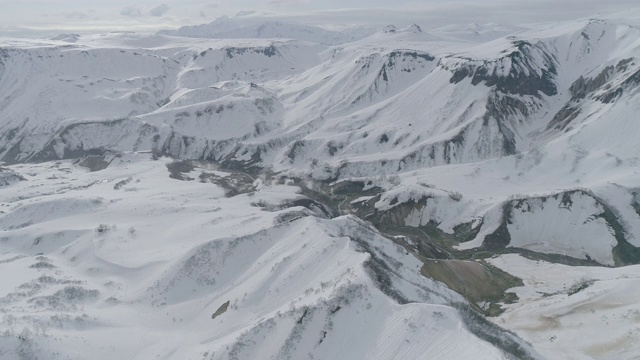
[120,6,142,17]
[62,12,89,20]
[267,0,309,4]
[149,4,169,17]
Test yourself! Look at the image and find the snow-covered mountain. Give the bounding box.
[2,13,640,359]
[159,15,372,45]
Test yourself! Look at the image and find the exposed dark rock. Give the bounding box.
[367,196,432,228]
[598,203,640,266]
[288,198,333,218]
[330,180,382,197]
[225,45,279,59]
[199,170,256,197]
[547,104,581,130]
[77,156,110,172]
[386,50,434,65]
[452,302,538,360]
[450,41,557,97]
[631,192,640,218]
[450,67,471,83]
[211,300,230,319]
[379,65,389,81]
[166,160,195,181]
[382,25,397,34]
[616,58,634,72]
[622,68,640,87]
[483,216,512,250]
[452,220,483,243]
[443,130,466,163]
[570,66,613,99]
[482,97,520,156]
[597,87,624,103]
[286,140,305,162]
[0,166,26,186]
[593,62,640,104]
[326,141,339,156]
[1,138,28,163]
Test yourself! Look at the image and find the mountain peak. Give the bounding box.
[50,33,80,42]
[382,25,397,33]
[405,23,423,33]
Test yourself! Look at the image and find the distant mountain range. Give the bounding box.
[159,15,374,45]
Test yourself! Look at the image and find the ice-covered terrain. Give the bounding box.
[2,10,640,359]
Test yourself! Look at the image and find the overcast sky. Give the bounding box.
[1,0,638,35]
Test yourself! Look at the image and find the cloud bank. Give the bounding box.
[0,0,638,36]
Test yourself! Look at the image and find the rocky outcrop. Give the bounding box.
[449,41,557,97]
